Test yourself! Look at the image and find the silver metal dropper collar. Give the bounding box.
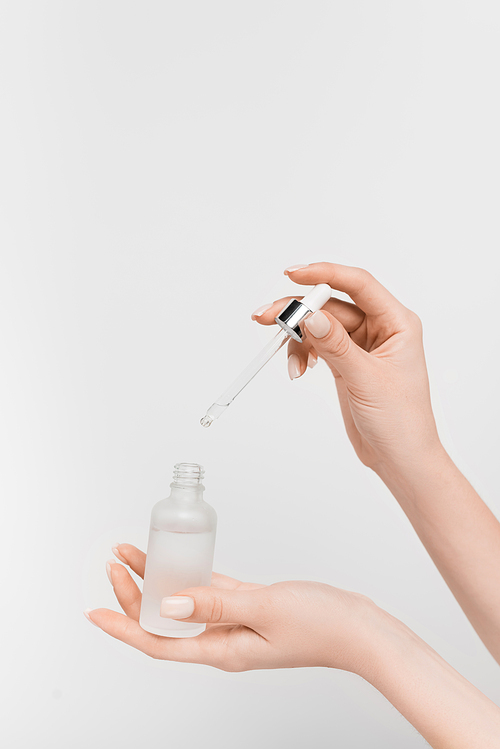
[275,299,313,342]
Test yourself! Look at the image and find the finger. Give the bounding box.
[286,338,316,380]
[112,544,146,579]
[303,309,375,384]
[210,572,243,589]
[211,572,266,591]
[159,586,270,629]
[307,348,319,370]
[285,262,406,318]
[86,608,202,662]
[108,562,142,620]
[207,575,266,627]
[327,297,365,331]
[252,295,365,334]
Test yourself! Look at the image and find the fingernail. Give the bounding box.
[106,559,116,585]
[287,354,301,380]
[305,311,331,339]
[307,351,318,369]
[160,596,195,619]
[112,545,127,564]
[84,609,99,628]
[284,264,309,274]
[251,302,273,319]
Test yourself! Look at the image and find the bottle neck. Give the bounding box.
[169,463,205,501]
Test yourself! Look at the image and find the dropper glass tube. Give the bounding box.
[200,328,289,427]
[199,283,332,427]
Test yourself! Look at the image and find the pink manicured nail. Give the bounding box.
[305,311,331,339]
[160,596,195,619]
[106,559,116,585]
[284,264,309,273]
[112,545,127,564]
[287,354,301,380]
[307,351,318,369]
[84,609,99,628]
[251,302,273,319]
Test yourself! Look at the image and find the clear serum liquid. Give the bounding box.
[139,463,217,638]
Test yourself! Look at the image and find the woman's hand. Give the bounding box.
[253,262,500,667]
[252,261,442,473]
[85,543,378,674]
[85,544,500,747]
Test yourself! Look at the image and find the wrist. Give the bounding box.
[358,607,500,747]
[323,595,402,679]
[345,602,415,683]
[373,440,454,506]
[356,605,424,685]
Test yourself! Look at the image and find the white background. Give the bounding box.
[1,2,499,747]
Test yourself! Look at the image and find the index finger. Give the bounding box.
[285,262,405,317]
[113,544,146,578]
[87,608,203,662]
[252,294,365,333]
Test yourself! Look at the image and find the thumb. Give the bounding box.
[304,310,371,382]
[160,587,265,627]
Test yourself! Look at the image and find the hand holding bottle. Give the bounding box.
[87,543,377,674]
[85,544,500,747]
[252,261,441,473]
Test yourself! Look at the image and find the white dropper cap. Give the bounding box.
[275,283,332,342]
[301,283,332,312]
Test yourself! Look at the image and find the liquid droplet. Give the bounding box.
[200,415,213,428]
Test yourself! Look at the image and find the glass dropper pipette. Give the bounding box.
[200,328,288,427]
[200,283,332,427]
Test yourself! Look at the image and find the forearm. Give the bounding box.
[376,444,500,663]
[359,609,500,749]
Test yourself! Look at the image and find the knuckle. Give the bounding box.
[209,595,224,624]
[405,308,423,333]
[121,616,135,639]
[352,267,373,294]
[327,330,351,359]
[411,311,423,330]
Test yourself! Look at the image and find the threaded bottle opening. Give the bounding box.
[172,462,205,486]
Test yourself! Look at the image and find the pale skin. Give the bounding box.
[86,262,500,748]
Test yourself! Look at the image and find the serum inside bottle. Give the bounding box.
[139,463,217,638]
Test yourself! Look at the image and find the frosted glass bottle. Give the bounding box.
[139,463,217,638]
